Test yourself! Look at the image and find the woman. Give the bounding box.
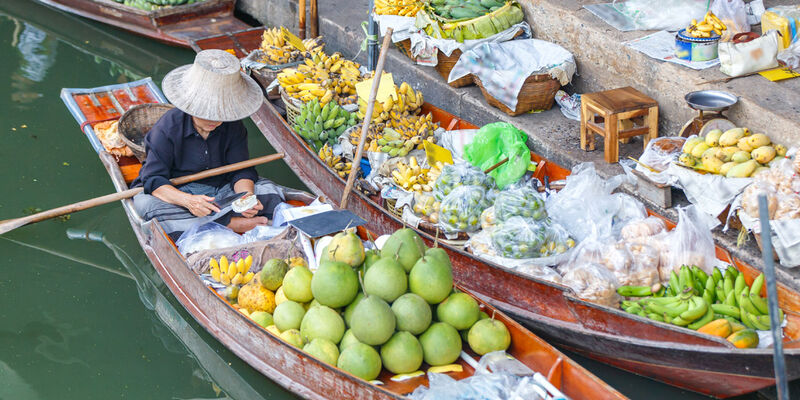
[132,49,283,238]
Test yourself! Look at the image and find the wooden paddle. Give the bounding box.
[340,27,394,209]
[0,152,285,235]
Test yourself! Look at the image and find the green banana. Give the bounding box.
[725,291,737,307]
[734,274,746,299]
[716,284,726,304]
[641,296,682,305]
[669,270,680,296]
[683,266,696,294]
[749,294,769,315]
[739,292,761,316]
[750,273,765,297]
[746,311,770,331]
[671,315,693,326]
[648,300,689,318]
[647,313,665,322]
[692,266,709,287]
[678,266,688,292]
[711,303,741,319]
[704,277,716,302]
[617,285,653,297]
[723,274,734,299]
[712,268,723,285]
[624,304,644,314]
[679,297,708,321]
[688,306,715,330]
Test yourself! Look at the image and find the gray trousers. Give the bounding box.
[133,178,284,236]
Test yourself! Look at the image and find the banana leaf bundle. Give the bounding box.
[415,1,525,42]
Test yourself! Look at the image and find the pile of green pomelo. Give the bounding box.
[255,228,512,381]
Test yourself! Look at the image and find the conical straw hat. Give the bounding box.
[162,49,262,122]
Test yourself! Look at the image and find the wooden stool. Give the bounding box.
[580,86,658,163]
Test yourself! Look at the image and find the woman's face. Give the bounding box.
[192,116,222,133]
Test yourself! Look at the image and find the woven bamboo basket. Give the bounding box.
[473,74,561,116]
[117,103,175,161]
[395,39,415,61]
[384,198,404,218]
[435,48,473,88]
[280,87,304,127]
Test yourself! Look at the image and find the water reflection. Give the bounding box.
[8,20,56,106]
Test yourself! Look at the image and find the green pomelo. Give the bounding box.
[363,249,381,270]
[424,247,450,264]
[363,258,407,303]
[468,318,511,355]
[343,292,365,327]
[303,338,340,366]
[409,251,453,304]
[319,244,332,264]
[259,259,289,291]
[339,329,363,352]
[479,311,490,320]
[300,305,345,344]
[337,343,382,381]
[311,261,358,308]
[380,331,423,374]
[325,231,365,267]
[391,293,432,335]
[350,295,396,345]
[282,266,314,303]
[273,301,306,332]
[436,293,480,330]
[381,228,427,272]
[249,311,274,328]
[419,322,462,366]
[279,329,304,348]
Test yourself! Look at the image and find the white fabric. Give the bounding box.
[719,30,780,77]
[739,212,800,268]
[450,39,576,110]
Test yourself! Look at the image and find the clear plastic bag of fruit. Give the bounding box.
[558,234,621,307]
[516,263,563,285]
[411,191,441,224]
[620,216,667,241]
[438,185,491,233]
[433,162,496,201]
[667,205,719,275]
[494,182,547,222]
[490,216,548,259]
[176,222,243,256]
[625,241,661,287]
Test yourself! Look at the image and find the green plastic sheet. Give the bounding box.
[463,122,529,189]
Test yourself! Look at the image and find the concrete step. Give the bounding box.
[236,0,800,290]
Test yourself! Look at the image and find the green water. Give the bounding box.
[0,2,769,399]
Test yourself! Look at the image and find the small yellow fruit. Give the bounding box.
[751,146,777,164]
[220,256,229,273]
[245,255,253,270]
[232,272,244,285]
[210,267,221,282]
[237,259,247,275]
[243,271,255,284]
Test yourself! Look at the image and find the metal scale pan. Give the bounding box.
[678,90,739,137]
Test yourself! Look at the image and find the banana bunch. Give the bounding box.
[392,156,434,192]
[374,0,423,16]
[209,255,255,286]
[687,12,726,38]
[294,98,358,151]
[277,67,333,104]
[259,28,325,65]
[306,51,363,99]
[371,127,436,157]
[618,265,784,332]
[387,112,439,141]
[277,51,363,105]
[318,144,352,178]
[358,82,425,124]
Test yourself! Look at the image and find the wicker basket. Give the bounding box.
[434,48,473,88]
[117,103,175,161]
[395,39,415,61]
[280,87,304,127]
[384,198,404,218]
[473,74,561,116]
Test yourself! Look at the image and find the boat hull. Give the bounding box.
[250,99,799,398]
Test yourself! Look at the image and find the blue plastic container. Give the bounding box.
[360,158,371,177]
[675,29,720,62]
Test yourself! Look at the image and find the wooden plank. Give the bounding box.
[582,87,657,114]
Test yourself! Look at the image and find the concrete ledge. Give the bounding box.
[237,0,800,291]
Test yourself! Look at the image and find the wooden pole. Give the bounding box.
[340,27,393,209]
[0,153,285,235]
[484,157,509,174]
[298,0,306,39]
[309,0,318,38]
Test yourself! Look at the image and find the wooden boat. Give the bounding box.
[243,92,800,398]
[60,77,625,400]
[33,0,249,48]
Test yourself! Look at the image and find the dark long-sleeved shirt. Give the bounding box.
[131,108,258,194]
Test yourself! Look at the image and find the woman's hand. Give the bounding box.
[239,198,263,218]
[182,194,220,217]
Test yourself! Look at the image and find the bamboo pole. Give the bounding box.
[298,0,306,39]
[340,28,394,209]
[309,0,318,38]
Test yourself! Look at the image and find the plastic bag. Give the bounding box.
[494,183,547,222]
[411,191,441,224]
[516,264,563,285]
[463,122,530,189]
[558,235,621,307]
[614,0,709,31]
[241,225,287,244]
[611,193,649,237]
[667,205,718,274]
[626,241,661,286]
[433,162,496,200]
[176,222,242,255]
[778,37,800,70]
[638,136,686,172]
[711,0,750,42]
[480,206,499,231]
[491,216,548,259]
[438,185,492,233]
[545,163,630,242]
[620,216,667,241]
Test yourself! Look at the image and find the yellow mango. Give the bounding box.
[751,146,777,164]
[691,143,711,158]
[719,161,737,176]
[721,146,739,159]
[719,128,745,146]
[737,137,754,152]
[679,153,697,166]
[775,144,787,157]
[731,150,751,163]
[726,159,758,178]
[702,147,719,160]
[682,137,704,154]
[705,129,723,146]
[702,156,724,174]
[746,133,770,148]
